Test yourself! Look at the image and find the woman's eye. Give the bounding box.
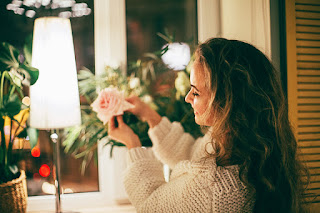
[192,93,199,97]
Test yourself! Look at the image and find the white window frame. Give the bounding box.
[27,0,219,211]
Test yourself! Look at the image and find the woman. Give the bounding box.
[108,38,308,212]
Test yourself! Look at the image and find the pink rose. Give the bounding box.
[91,87,134,124]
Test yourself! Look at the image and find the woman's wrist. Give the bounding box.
[127,134,142,149]
[143,108,161,128]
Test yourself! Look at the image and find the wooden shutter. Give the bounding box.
[286,0,320,210]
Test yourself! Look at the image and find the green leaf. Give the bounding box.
[63,125,83,153]
[78,68,94,79]
[27,127,39,149]
[8,72,22,88]
[17,127,28,138]
[23,34,33,65]
[0,42,20,71]
[157,32,172,43]
[3,93,21,117]
[94,149,98,166]
[19,63,39,85]
[8,164,18,175]
[0,146,3,165]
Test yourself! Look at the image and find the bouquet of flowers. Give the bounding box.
[63,37,202,172]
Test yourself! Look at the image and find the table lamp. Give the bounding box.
[29,17,81,213]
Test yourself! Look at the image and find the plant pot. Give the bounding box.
[0,170,28,213]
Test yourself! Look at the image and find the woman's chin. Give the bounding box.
[194,116,203,125]
[195,114,212,126]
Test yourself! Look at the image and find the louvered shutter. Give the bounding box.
[286,0,320,209]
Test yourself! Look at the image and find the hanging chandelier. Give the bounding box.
[6,0,91,19]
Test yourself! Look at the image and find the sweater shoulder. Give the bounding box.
[211,165,247,194]
[172,159,248,194]
[211,165,255,211]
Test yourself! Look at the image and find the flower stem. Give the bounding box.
[1,129,7,167]
[0,71,7,109]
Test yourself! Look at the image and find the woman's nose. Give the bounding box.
[185,91,192,104]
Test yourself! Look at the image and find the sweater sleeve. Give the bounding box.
[148,117,197,168]
[124,147,211,213]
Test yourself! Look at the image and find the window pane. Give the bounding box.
[126,0,198,63]
[0,0,98,196]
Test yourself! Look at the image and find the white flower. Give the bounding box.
[141,95,153,104]
[129,77,140,89]
[161,42,191,71]
[175,71,190,99]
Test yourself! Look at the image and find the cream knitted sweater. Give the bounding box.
[124,117,255,212]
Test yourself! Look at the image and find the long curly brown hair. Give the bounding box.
[195,38,309,212]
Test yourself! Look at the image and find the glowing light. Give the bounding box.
[60,0,75,8]
[51,3,59,9]
[64,188,73,193]
[33,172,41,181]
[7,4,18,10]
[42,0,50,6]
[15,7,25,15]
[22,96,30,106]
[34,1,41,8]
[85,8,91,16]
[25,10,36,18]
[12,0,22,6]
[59,11,71,18]
[42,182,55,194]
[31,146,40,157]
[161,42,191,71]
[30,18,81,129]
[23,0,35,7]
[39,164,50,177]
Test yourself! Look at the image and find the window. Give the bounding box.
[126,0,198,63]
[0,0,218,211]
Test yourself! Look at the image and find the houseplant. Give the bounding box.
[62,36,203,172]
[0,42,39,212]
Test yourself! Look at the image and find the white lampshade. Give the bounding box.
[161,42,191,71]
[30,17,81,129]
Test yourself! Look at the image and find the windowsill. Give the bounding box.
[27,204,136,213]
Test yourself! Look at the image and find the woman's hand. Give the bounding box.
[108,116,141,149]
[126,96,162,128]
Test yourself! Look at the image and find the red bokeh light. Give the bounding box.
[31,147,40,157]
[33,173,41,182]
[39,164,50,177]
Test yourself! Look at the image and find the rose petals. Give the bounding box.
[91,87,134,124]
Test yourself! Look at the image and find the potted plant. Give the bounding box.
[0,42,39,213]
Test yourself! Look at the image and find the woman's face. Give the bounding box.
[185,61,213,126]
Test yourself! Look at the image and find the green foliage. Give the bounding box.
[63,37,202,173]
[0,42,39,184]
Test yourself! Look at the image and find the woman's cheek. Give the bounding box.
[193,99,206,115]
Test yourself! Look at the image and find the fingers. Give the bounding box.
[108,116,116,130]
[109,116,125,131]
[126,96,135,102]
[126,95,141,105]
[116,115,124,126]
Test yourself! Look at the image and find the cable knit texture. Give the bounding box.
[124,117,255,212]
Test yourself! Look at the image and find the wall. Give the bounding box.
[220,0,271,58]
